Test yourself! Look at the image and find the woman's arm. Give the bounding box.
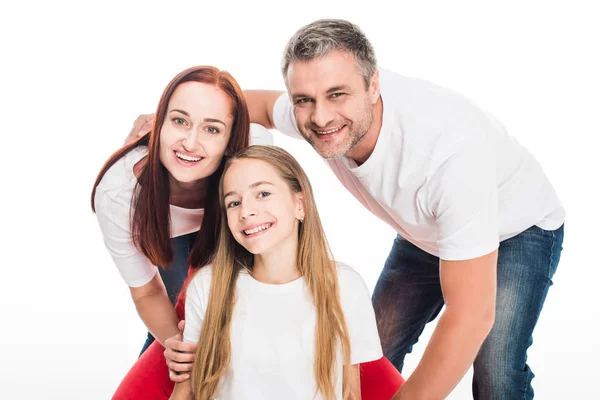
[130,272,180,346]
[169,380,193,400]
[344,364,362,400]
[94,189,180,345]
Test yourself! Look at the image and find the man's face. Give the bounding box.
[286,51,378,159]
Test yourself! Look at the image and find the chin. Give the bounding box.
[244,243,273,256]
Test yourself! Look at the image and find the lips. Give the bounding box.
[313,125,345,135]
[310,124,346,140]
[173,150,204,165]
[242,222,273,236]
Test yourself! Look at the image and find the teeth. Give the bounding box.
[315,126,343,135]
[244,223,271,235]
[176,152,202,162]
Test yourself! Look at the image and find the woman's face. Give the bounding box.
[159,82,233,189]
[222,158,304,256]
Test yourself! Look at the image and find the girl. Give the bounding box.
[171,146,401,399]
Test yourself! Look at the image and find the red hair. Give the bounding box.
[91,66,250,269]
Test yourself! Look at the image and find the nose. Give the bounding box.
[239,200,258,220]
[311,101,335,128]
[182,128,201,152]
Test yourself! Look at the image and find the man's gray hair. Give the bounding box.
[281,19,377,88]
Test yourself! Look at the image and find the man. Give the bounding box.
[245,19,564,399]
[139,19,565,399]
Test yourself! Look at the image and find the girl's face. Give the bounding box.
[222,158,304,256]
[159,82,233,189]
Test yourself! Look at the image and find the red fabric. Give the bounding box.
[360,356,405,400]
[112,339,174,399]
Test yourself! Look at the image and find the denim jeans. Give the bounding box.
[138,231,198,356]
[372,224,564,399]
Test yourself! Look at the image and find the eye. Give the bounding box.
[294,98,312,105]
[172,117,187,126]
[227,201,241,208]
[330,92,345,99]
[258,191,271,199]
[206,126,221,134]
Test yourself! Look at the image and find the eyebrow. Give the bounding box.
[326,85,351,93]
[291,85,351,100]
[169,109,227,127]
[223,181,274,199]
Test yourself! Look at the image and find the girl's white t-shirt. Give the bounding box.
[183,263,383,399]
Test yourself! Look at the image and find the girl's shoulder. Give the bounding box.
[188,265,214,287]
[335,261,362,279]
[334,261,369,292]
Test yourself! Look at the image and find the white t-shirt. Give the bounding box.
[183,263,383,400]
[273,69,565,261]
[94,124,274,287]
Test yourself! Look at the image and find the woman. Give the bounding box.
[92,65,251,354]
[171,146,404,399]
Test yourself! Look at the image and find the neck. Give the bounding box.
[345,95,383,165]
[168,175,207,209]
[251,236,301,284]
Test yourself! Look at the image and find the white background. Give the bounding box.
[1,0,598,398]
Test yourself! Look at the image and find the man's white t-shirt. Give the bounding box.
[94,124,273,287]
[183,263,383,400]
[273,69,565,261]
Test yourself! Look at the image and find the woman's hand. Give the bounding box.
[164,320,197,382]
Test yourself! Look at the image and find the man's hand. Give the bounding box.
[125,113,154,144]
[164,320,197,383]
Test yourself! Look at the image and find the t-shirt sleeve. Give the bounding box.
[429,143,500,261]
[94,189,158,287]
[183,270,211,345]
[337,265,383,365]
[272,93,305,139]
[249,123,274,145]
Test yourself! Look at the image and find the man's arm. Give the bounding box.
[243,90,285,129]
[394,250,497,399]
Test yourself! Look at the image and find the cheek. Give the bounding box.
[206,136,230,158]
[294,108,310,125]
[159,128,180,154]
[226,212,237,234]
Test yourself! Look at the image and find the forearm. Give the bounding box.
[134,291,180,346]
[397,307,494,399]
[170,381,193,400]
[344,364,361,400]
[243,90,285,128]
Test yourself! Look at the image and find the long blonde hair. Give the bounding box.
[190,145,355,400]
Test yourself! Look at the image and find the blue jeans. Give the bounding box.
[138,231,198,356]
[372,225,564,399]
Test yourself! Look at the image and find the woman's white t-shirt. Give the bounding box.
[183,263,383,399]
[94,124,274,287]
[94,146,204,287]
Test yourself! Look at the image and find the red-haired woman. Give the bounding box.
[91,65,270,386]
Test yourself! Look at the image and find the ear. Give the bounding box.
[295,192,305,221]
[369,70,380,104]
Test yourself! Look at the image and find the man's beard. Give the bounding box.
[300,114,372,159]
